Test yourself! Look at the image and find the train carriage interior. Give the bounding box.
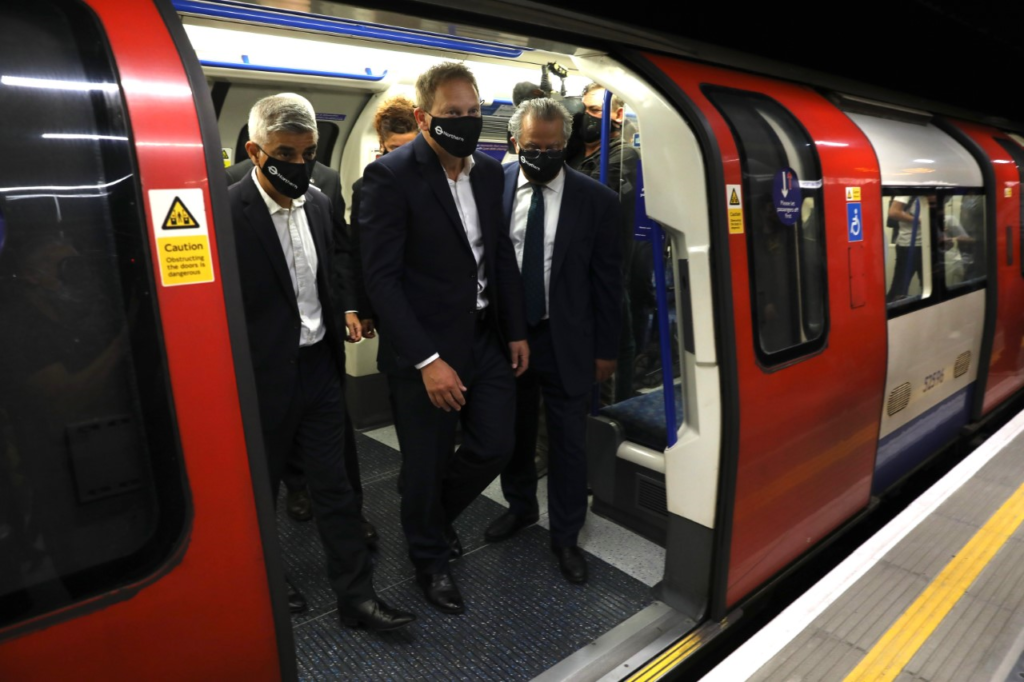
[181,2,712,678]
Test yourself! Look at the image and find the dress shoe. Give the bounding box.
[484,511,539,542]
[553,545,588,584]
[416,570,464,614]
[339,598,416,632]
[286,487,312,522]
[362,517,379,547]
[445,525,463,560]
[286,578,308,613]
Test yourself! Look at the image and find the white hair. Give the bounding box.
[248,93,318,147]
[509,98,572,143]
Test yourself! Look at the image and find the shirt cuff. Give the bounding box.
[415,353,440,370]
[344,310,357,314]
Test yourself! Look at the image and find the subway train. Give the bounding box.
[2,0,1024,680]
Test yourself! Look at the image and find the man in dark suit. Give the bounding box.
[484,98,622,584]
[230,94,413,631]
[226,95,375,543]
[360,63,529,615]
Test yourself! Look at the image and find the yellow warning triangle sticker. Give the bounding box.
[163,196,200,229]
[729,189,740,206]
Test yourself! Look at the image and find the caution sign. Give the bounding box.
[726,184,744,234]
[845,186,861,202]
[1006,187,1014,199]
[148,188,215,287]
[222,147,232,168]
[162,196,200,229]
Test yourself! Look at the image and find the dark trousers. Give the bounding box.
[887,245,923,301]
[501,321,589,548]
[388,321,515,574]
[263,341,373,604]
[283,410,363,510]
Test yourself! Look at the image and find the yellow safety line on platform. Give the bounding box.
[624,631,703,682]
[843,480,1024,682]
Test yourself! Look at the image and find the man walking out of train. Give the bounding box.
[230,94,414,631]
[484,98,622,583]
[360,62,529,614]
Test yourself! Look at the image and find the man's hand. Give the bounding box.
[360,318,376,339]
[344,313,362,343]
[595,358,617,383]
[421,358,467,411]
[509,339,530,378]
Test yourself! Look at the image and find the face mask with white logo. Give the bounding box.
[255,145,314,199]
[518,147,565,184]
[427,114,483,158]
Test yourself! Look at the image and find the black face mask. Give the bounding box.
[256,145,314,199]
[581,112,603,143]
[428,114,482,158]
[518,148,565,184]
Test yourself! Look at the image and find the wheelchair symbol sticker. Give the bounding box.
[847,202,863,242]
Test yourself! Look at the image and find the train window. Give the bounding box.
[0,1,186,629]
[943,194,985,289]
[994,137,1024,277]
[704,88,828,365]
[883,194,933,306]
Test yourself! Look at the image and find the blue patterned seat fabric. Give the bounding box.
[599,383,684,452]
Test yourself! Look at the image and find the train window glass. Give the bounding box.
[0,2,186,629]
[994,137,1024,278]
[704,88,828,364]
[942,194,985,289]
[883,194,934,307]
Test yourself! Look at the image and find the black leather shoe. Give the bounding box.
[339,598,416,632]
[484,511,539,542]
[553,545,588,584]
[286,487,312,522]
[445,525,462,560]
[416,570,464,614]
[286,578,308,613]
[362,517,379,547]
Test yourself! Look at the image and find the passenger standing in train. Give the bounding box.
[360,62,529,615]
[229,95,415,632]
[225,94,377,548]
[484,98,622,583]
[887,195,927,302]
[568,83,643,402]
[349,95,419,337]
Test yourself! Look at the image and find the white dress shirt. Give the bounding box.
[252,170,325,347]
[416,154,489,369]
[510,166,565,320]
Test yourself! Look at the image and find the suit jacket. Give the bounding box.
[229,175,348,429]
[349,176,373,318]
[503,163,623,397]
[360,134,526,376]
[227,159,363,315]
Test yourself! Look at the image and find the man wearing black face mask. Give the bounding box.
[483,98,622,584]
[360,62,528,615]
[229,95,414,632]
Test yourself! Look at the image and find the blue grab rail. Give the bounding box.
[173,0,527,59]
[650,219,677,448]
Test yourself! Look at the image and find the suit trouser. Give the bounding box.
[500,321,589,548]
[388,321,516,574]
[282,409,364,510]
[263,341,374,604]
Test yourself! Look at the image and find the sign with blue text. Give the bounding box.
[772,167,801,226]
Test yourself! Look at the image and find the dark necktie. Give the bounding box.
[523,183,546,326]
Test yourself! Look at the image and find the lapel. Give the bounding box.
[413,135,471,253]
[502,162,517,232]
[550,165,578,287]
[242,178,299,315]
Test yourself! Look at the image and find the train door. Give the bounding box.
[844,109,988,492]
[950,123,1024,414]
[0,1,289,679]
[640,55,888,612]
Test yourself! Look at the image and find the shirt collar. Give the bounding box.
[516,165,565,194]
[251,167,306,215]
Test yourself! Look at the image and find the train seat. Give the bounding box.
[599,384,683,452]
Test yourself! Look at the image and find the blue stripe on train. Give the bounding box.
[873,384,974,494]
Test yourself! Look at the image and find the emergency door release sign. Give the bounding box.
[148,188,215,287]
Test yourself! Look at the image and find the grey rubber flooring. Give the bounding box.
[277,433,655,681]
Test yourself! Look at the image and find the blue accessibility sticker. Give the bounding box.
[771,167,801,226]
[847,202,863,242]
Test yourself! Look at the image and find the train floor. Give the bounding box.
[703,409,1024,682]
[277,427,666,681]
